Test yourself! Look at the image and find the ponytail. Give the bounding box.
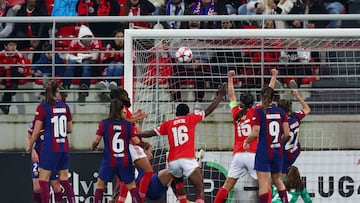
[45,79,59,104]
[235,92,254,121]
[108,99,124,120]
[260,87,274,111]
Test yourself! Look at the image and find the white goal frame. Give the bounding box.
[124,28,360,108]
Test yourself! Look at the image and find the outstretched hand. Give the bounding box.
[227,70,235,78]
[217,83,227,96]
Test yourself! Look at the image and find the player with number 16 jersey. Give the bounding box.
[154,110,204,162]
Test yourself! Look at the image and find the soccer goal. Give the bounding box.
[124,28,360,203]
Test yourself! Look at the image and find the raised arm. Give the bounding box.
[227,70,236,102]
[293,89,311,115]
[136,130,157,138]
[204,83,227,117]
[268,68,279,89]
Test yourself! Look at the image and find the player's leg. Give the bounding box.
[214,177,237,203]
[58,169,75,203]
[131,144,154,202]
[38,168,52,203]
[256,171,271,203]
[94,178,107,203]
[214,153,247,203]
[31,162,41,203]
[187,168,204,203]
[57,152,75,203]
[115,181,129,203]
[170,177,187,203]
[50,171,63,203]
[271,172,288,203]
[125,181,141,203]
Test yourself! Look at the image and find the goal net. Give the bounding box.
[124,28,360,202]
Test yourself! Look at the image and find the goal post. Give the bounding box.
[124,28,360,202]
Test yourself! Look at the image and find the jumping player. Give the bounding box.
[92,98,142,203]
[244,86,290,203]
[26,80,75,203]
[277,89,310,176]
[136,84,227,203]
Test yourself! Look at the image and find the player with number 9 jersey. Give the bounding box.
[252,104,288,165]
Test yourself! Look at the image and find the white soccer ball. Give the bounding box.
[175,47,193,63]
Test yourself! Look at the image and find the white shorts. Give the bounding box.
[129,144,147,162]
[227,152,257,180]
[168,158,199,178]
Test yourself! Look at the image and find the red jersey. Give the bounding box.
[67,39,103,62]
[154,111,205,162]
[231,104,257,153]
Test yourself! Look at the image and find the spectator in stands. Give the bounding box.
[247,0,294,28]
[63,25,103,103]
[15,0,49,49]
[121,0,156,29]
[169,57,208,102]
[187,0,220,29]
[278,45,313,88]
[0,39,27,114]
[287,0,329,29]
[0,0,15,40]
[159,0,188,29]
[31,43,65,98]
[96,29,125,102]
[271,166,312,203]
[77,0,122,41]
[21,39,42,64]
[323,0,345,28]
[210,20,243,90]
[149,0,165,15]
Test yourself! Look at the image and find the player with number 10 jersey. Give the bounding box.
[35,100,72,154]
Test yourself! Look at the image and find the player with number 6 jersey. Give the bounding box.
[137,84,227,203]
[26,80,75,203]
[92,98,142,203]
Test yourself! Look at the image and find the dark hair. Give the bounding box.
[110,88,131,107]
[108,99,124,120]
[278,99,292,115]
[41,43,52,51]
[260,87,274,111]
[284,166,304,191]
[235,92,255,121]
[176,103,189,116]
[44,80,59,104]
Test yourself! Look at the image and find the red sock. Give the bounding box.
[259,191,269,203]
[94,188,104,203]
[195,197,205,203]
[54,191,63,203]
[278,189,288,203]
[116,182,128,203]
[214,187,229,203]
[129,188,141,203]
[178,194,187,203]
[39,180,50,203]
[33,191,41,203]
[59,180,75,203]
[138,172,154,201]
